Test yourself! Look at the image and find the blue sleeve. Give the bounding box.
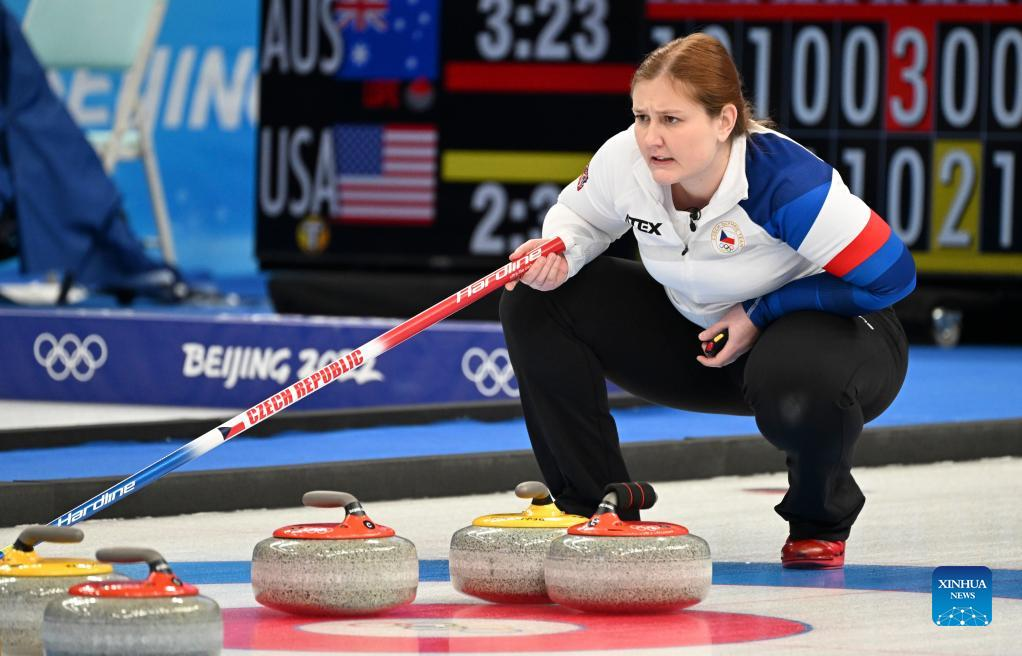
[738,132,917,329]
[743,234,917,329]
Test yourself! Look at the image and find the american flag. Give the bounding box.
[332,124,436,225]
[333,0,388,32]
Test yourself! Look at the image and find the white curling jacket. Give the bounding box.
[543,125,916,329]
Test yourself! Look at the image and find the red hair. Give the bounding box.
[632,33,766,140]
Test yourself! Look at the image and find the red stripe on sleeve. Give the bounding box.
[824,210,891,277]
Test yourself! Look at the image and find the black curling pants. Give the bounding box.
[499,256,908,541]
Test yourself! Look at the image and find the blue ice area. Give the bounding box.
[2,346,1019,482]
[880,346,1022,424]
[112,559,1022,599]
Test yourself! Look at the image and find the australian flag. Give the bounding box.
[332,0,439,80]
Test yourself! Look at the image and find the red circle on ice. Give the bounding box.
[224,604,808,652]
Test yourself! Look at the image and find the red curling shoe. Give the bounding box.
[781,537,845,569]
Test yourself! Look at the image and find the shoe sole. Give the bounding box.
[781,556,845,569]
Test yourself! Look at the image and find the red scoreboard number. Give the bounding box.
[647,2,1022,277]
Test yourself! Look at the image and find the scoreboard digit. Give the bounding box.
[886,21,934,132]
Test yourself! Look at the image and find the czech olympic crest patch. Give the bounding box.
[576,163,589,191]
[710,220,745,255]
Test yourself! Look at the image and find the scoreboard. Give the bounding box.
[256,0,1022,279]
[646,2,1022,278]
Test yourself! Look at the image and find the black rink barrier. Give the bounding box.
[1,418,1020,527]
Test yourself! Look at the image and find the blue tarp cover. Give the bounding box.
[0,5,163,287]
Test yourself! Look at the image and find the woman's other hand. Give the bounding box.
[696,303,760,367]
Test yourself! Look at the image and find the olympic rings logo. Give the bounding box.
[33,333,109,382]
[461,347,518,398]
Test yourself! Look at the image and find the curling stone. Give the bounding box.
[41,547,222,655]
[252,491,418,615]
[449,481,587,603]
[0,526,125,656]
[544,482,712,613]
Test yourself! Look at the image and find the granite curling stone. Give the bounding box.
[252,490,418,615]
[0,526,126,656]
[41,547,222,655]
[449,481,587,603]
[544,482,712,613]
